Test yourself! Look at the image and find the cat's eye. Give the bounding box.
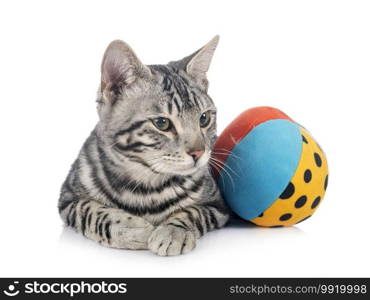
[199,111,211,128]
[152,117,172,131]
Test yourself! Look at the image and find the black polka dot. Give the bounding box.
[304,169,312,183]
[270,225,283,228]
[324,175,329,190]
[302,135,308,144]
[295,195,307,208]
[280,182,295,199]
[311,196,321,209]
[279,213,292,221]
[296,215,312,224]
[314,153,322,167]
[258,212,264,218]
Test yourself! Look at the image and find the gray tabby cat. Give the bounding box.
[58,36,230,256]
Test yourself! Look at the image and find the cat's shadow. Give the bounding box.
[59,214,306,254]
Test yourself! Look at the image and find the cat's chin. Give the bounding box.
[149,153,210,176]
[152,158,208,176]
[151,164,207,177]
[150,167,196,177]
[169,168,200,176]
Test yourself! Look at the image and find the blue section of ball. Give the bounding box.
[218,119,302,220]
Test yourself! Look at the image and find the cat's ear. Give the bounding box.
[101,40,150,101]
[173,35,219,91]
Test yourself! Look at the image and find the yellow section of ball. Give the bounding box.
[251,128,328,227]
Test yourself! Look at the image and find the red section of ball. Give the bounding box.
[212,106,293,178]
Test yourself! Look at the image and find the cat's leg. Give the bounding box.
[59,198,154,250]
[148,201,229,256]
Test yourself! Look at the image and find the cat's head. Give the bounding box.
[96,37,219,176]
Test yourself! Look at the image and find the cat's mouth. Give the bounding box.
[148,153,209,176]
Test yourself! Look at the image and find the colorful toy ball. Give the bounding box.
[212,106,329,227]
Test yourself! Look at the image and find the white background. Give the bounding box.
[0,0,369,277]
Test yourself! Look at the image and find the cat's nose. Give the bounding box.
[188,149,205,162]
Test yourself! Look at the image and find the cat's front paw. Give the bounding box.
[148,225,196,256]
[109,215,155,250]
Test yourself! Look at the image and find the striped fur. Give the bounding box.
[58,37,229,256]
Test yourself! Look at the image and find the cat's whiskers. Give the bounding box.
[208,159,235,191]
[211,152,243,174]
[213,148,243,159]
[210,156,240,178]
[208,162,227,189]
